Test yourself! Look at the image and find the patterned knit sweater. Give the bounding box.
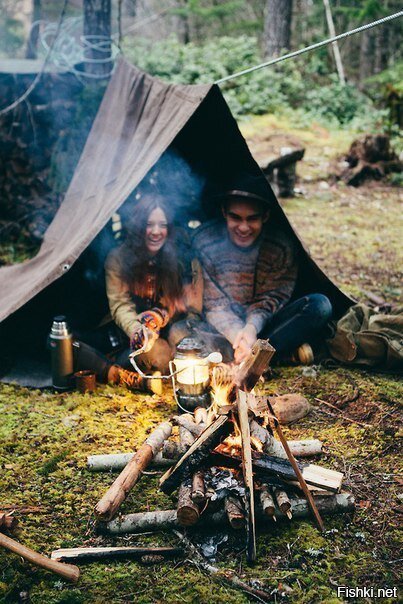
[192,219,298,343]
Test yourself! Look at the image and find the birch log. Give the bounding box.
[95,421,172,521]
[259,484,276,519]
[87,438,322,472]
[105,492,355,534]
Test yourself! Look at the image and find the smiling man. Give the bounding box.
[193,190,332,364]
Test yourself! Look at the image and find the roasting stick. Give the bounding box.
[267,401,324,532]
[0,532,80,583]
[237,390,256,564]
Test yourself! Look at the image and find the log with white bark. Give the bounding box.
[194,407,208,426]
[259,484,276,519]
[51,546,183,563]
[174,415,204,438]
[105,492,355,534]
[178,414,197,448]
[249,419,322,458]
[273,489,292,519]
[95,421,172,521]
[87,437,322,473]
[87,451,174,472]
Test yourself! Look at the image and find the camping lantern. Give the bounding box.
[171,337,220,413]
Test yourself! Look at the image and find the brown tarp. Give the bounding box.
[0,58,212,323]
[0,57,352,379]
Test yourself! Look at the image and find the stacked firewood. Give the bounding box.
[90,341,354,564]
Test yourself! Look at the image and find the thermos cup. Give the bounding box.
[49,315,74,390]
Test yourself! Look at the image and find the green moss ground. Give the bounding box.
[1,116,402,603]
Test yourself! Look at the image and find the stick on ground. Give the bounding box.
[0,532,80,583]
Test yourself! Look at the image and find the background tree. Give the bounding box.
[263,0,293,58]
[83,0,112,76]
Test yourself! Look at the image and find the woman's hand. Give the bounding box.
[130,324,158,352]
[233,324,257,364]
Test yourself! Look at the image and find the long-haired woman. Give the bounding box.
[73,194,202,391]
[104,194,202,373]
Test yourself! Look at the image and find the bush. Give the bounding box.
[123,34,378,125]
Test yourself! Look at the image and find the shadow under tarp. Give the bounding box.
[0,58,352,387]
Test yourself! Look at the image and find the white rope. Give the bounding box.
[215,10,403,84]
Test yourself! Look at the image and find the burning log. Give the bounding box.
[259,484,276,520]
[0,532,80,583]
[235,340,275,392]
[174,415,203,439]
[105,492,355,534]
[0,513,18,531]
[95,421,172,521]
[212,448,343,493]
[191,471,206,505]
[273,489,292,519]
[224,496,245,529]
[51,546,183,563]
[249,419,322,458]
[160,415,230,495]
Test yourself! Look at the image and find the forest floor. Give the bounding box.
[0,115,402,604]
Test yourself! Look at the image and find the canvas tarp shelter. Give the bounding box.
[0,57,351,386]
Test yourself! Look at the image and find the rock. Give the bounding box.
[269,393,311,425]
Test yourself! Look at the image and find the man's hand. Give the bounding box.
[233,324,257,364]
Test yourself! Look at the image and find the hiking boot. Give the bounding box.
[290,343,314,365]
[108,365,162,395]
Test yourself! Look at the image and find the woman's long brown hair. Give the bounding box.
[118,195,186,314]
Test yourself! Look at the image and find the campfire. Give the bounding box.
[91,340,352,565]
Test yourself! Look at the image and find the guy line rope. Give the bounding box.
[0,9,402,116]
[214,11,403,84]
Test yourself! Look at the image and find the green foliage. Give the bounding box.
[124,34,378,125]
[304,75,365,125]
[0,15,24,58]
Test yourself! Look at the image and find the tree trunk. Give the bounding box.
[26,0,42,59]
[374,24,389,74]
[263,0,293,58]
[83,0,112,76]
[359,29,374,87]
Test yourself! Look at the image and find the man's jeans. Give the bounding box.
[261,293,333,355]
